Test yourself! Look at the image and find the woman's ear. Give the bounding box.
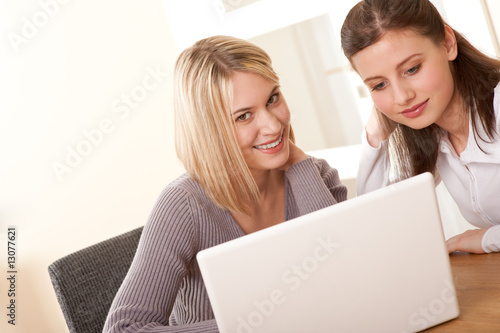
[443,25,458,61]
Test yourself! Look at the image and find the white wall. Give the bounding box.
[249,23,331,150]
[250,15,364,150]
[486,0,500,55]
[0,1,183,332]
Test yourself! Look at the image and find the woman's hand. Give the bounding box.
[279,141,308,171]
[365,107,395,148]
[446,228,488,254]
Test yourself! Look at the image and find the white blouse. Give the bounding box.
[357,83,500,253]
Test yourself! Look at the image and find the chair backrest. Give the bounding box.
[48,227,143,333]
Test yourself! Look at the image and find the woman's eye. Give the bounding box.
[372,82,386,91]
[237,112,251,121]
[406,64,421,75]
[267,93,280,105]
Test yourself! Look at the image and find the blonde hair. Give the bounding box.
[174,35,295,215]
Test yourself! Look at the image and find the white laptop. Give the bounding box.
[197,172,459,333]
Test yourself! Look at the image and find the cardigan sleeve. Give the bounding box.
[357,128,391,196]
[103,186,219,333]
[286,157,347,216]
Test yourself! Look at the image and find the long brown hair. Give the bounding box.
[341,0,500,180]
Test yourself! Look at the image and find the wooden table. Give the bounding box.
[424,252,500,332]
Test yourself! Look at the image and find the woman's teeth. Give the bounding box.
[255,136,282,149]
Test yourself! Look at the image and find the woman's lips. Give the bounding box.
[402,99,428,118]
[254,134,282,149]
[254,134,284,154]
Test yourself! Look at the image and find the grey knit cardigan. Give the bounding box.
[104,157,347,332]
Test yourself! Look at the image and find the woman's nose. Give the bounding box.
[257,109,281,135]
[393,82,415,106]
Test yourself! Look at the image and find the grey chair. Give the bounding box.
[48,227,143,333]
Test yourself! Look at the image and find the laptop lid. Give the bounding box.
[197,172,459,333]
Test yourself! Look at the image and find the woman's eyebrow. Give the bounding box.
[268,85,280,97]
[395,54,422,71]
[232,106,251,115]
[363,54,422,83]
[232,85,280,115]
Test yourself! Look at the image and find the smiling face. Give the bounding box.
[231,71,291,174]
[351,28,459,130]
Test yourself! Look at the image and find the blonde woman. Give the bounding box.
[103,36,347,332]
